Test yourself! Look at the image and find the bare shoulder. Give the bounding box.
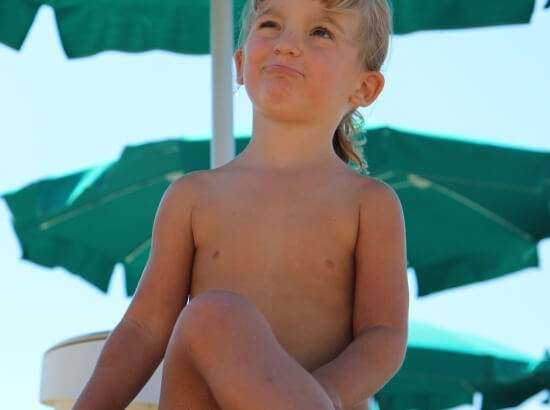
[167,169,211,197]
[158,169,220,217]
[355,174,399,199]
[355,175,403,218]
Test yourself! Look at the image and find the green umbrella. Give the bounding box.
[1,137,249,295]
[0,0,240,170]
[1,138,218,295]
[365,128,550,296]
[375,320,550,410]
[2,128,549,296]
[0,0,537,58]
[480,358,550,410]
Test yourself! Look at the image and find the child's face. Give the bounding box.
[235,0,373,125]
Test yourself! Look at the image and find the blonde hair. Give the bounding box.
[237,0,392,171]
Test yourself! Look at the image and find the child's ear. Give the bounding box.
[234,48,244,85]
[349,71,384,107]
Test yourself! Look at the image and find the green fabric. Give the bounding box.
[2,138,217,294]
[364,128,550,296]
[51,0,247,58]
[376,321,550,410]
[0,0,41,50]
[480,359,550,410]
[0,0,536,58]
[3,128,549,296]
[391,0,536,34]
[407,322,536,361]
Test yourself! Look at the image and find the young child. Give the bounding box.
[73,0,408,409]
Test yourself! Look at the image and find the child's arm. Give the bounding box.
[73,174,199,410]
[312,179,409,410]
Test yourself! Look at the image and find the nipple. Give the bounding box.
[325,259,335,269]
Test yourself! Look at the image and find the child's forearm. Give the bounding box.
[72,318,165,410]
[311,325,407,410]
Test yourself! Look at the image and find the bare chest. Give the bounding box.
[188,174,360,369]
[191,182,358,284]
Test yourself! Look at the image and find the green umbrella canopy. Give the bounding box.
[365,128,550,296]
[1,138,218,295]
[2,127,549,296]
[376,321,550,410]
[0,0,537,58]
[480,358,550,410]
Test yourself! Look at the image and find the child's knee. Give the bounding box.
[194,288,254,307]
[177,290,262,347]
[190,289,258,322]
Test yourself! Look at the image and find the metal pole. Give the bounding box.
[210,0,235,169]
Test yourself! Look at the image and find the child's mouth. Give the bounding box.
[265,64,304,77]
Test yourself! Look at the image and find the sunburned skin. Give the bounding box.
[187,161,372,410]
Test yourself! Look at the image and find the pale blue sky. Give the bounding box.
[0,2,549,409]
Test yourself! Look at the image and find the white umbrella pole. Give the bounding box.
[210,0,235,169]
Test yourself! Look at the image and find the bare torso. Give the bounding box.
[188,162,369,410]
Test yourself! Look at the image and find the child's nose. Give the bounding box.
[273,29,302,57]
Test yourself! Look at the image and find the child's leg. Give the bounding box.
[159,289,335,410]
[159,323,221,410]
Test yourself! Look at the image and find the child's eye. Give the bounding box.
[258,20,279,29]
[311,26,333,39]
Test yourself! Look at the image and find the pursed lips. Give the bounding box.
[264,64,304,77]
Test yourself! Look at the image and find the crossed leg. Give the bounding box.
[158,289,335,410]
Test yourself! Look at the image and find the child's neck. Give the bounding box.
[235,116,342,173]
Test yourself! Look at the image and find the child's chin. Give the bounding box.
[260,105,312,123]
[262,84,297,104]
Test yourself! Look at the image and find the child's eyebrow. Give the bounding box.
[320,15,346,35]
[256,6,278,20]
[257,7,347,36]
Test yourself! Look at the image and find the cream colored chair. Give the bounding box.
[40,332,162,410]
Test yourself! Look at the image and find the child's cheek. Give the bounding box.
[308,62,337,99]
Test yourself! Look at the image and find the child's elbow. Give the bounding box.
[368,324,407,377]
[386,326,407,376]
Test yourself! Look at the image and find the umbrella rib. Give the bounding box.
[124,238,152,264]
[351,171,534,240]
[374,171,416,191]
[374,171,396,180]
[416,175,534,241]
[390,181,414,190]
[39,171,184,231]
